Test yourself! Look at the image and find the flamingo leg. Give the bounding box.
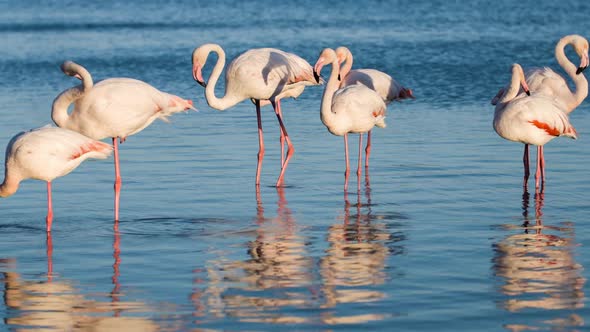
[344,133,350,192]
[523,144,530,188]
[539,146,545,188]
[46,181,53,232]
[535,145,542,190]
[365,130,372,169]
[255,100,265,186]
[357,134,363,191]
[273,99,294,187]
[113,138,122,221]
[277,104,285,169]
[46,233,53,282]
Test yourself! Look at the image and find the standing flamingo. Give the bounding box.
[191,44,321,187]
[314,48,386,191]
[334,46,413,169]
[493,64,577,189]
[0,126,112,232]
[52,61,195,221]
[492,35,589,112]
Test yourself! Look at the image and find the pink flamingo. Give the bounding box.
[334,46,413,169]
[492,35,589,112]
[493,64,577,189]
[191,44,321,187]
[0,126,112,232]
[314,48,386,191]
[52,61,195,221]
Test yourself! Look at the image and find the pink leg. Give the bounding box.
[523,144,530,188]
[255,100,265,186]
[535,145,542,190]
[539,145,545,188]
[344,134,350,191]
[277,104,285,168]
[365,130,372,169]
[113,138,122,221]
[273,100,294,187]
[46,233,53,282]
[357,134,363,191]
[46,181,53,232]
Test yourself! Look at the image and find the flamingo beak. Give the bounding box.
[521,79,531,96]
[192,63,206,88]
[313,70,321,84]
[577,53,589,75]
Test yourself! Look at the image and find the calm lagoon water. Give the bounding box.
[1,0,590,331]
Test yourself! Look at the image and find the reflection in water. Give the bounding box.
[493,189,585,331]
[193,187,314,324]
[1,228,159,332]
[319,171,401,324]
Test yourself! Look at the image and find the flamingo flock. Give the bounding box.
[0,34,588,231]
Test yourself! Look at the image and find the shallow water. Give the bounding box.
[1,0,590,331]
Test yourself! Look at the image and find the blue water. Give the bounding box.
[1,0,590,330]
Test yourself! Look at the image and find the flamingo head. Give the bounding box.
[573,36,589,75]
[60,61,83,80]
[335,46,349,66]
[399,88,415,99]
[191,47,209,88]
[512,63,531,96]
[313,48,337,83]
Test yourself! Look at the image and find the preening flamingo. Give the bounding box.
[191,43,321,187]
[334,46,413,169]
[491,35,589,112]
[493,64,577,189]
[52,61,194,221]
[0,126,112,232]
[314,48,386,191]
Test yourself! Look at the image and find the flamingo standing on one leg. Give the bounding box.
[314,48,386,191]
[52,61,195,221]
[334,46,413,171]
[0,125,113,232]
[493,64,577,189]
[191,44,322,187]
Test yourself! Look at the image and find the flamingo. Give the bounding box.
[493,64,577,189]
[52,61,195,221]
[314,48,386,191]
[191,44,321,187]
[334,46,413,169]
[492,35,589,112]
[0,126,113,232]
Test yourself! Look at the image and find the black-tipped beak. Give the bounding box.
[576,66,587,75]
[525,90,531,96]
[337,74,341,81]
[313,70,320,84]
[197,80,207,88]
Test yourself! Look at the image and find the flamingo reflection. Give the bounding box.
[1,229,158,331]
[319,170,402,324]
[192,187,313,324]
[493,188,585,331]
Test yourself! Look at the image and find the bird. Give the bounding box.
[0,125,113,232]
[493,64,577,189]
[191,43,322,187]
[52,60,195,221]
[314,48,387,191]
[491,35,589,112]
[334,46,413,169]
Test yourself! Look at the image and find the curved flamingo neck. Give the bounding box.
[555,36,588,112]
[320,51,341,127]
[499,65,525,104]
[51,63,94,128]
[0,173,20,198]
[340,48,353,80]
[204,45,242,110]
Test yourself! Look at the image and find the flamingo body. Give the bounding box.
[0,126,112,231]
[335,46,414,103]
